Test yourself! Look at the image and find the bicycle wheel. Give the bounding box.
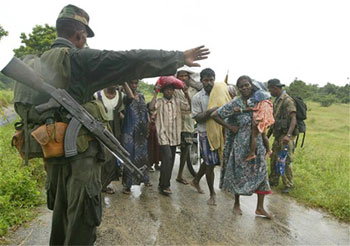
[187,141,200,177]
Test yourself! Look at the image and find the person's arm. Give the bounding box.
[282,112,297,144]
[183,87,191,110]
[193,106,219,124]
[77,46,209,93]
[211,110,239,133]
[178,88,191,111]
[149,86,160,112]
[122,82,136,99]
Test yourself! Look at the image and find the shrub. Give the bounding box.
[317,94,337,107]
[0,123,45,236]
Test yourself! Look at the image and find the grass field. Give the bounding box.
[274,101,350,221]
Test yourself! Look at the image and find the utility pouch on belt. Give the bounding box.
[31,122,67,158]
[11,122,44,160]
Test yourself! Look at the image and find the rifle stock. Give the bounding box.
[2,57,146,180]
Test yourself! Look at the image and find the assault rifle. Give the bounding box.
[1,57,146,180]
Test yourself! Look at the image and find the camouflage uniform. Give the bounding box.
[269,92,297,188]
[14,5,186,245]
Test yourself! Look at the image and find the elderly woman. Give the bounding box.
[211,75,272,218]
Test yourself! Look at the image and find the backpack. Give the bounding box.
[290,95,307,148]
[12,47,71,164]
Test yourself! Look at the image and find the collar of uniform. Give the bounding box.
[275,90,287,104]
[51,37,75,49]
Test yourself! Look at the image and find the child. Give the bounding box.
[234,83,274,161]
[149,76,189,195]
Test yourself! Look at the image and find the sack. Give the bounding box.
[291,96,307,147]
[11,122,44,160]
[31,122,67,158]
[156,76,184,91]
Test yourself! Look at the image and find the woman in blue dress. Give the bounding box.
[121,79,150,194]
[211,75,272,218]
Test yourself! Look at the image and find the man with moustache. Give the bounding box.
[190,68,220,206]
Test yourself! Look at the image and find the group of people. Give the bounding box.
[10,4,297,245]
[99,66,297,222]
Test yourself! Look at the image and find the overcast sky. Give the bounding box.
[1,0,349,86]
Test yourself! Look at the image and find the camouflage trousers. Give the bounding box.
[44,141,102,245]
[269,135,294,188]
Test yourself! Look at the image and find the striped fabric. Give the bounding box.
[155,97,188,146]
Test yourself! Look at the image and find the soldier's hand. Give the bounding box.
[184,45,210,67]
[282,135,290,145]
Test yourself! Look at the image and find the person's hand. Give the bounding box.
[184,45,210,67]
[234,106,241,112]
[182,84,189,93]
[154,84,161,93]
[282,135,291,145]
[229,125,239,133]
[246,107,258,111]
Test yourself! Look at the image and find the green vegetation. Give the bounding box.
[0,124,45,237]
[287,80,350,106]
[138,80,154,102]
[0,90,13,107]
[0,25,8,41]
[271,101,350,221]
[13,24,56,58]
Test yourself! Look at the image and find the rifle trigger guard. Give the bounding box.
[64,117,82,157]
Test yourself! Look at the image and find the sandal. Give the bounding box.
[144,182,153,187]
[122,187,131,195]
[159,187,172,195]
[176,178,189,185]
[104,186,115,194]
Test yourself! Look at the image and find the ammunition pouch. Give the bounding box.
[273,119,299,137]
[31,122,67,158]
[11,122,44,159]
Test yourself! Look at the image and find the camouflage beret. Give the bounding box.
[57,4,94,37]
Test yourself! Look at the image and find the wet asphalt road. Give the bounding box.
[0,106,16,126]
[6,156,350,245]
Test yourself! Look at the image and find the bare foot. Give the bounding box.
[255,208,272,219]
[265,150,273,159]
[233,205,242,215]
[190,180,204,194]
[245,154,256,161]
[176,178,189,185]
[207,195,217,206]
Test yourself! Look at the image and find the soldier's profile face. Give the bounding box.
[76,30,88,49]
[268,85,278,97]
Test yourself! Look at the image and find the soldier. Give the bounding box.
[267,79,297,193]
[13,4,210,245]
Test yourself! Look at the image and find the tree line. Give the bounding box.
[0,24,348,107]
